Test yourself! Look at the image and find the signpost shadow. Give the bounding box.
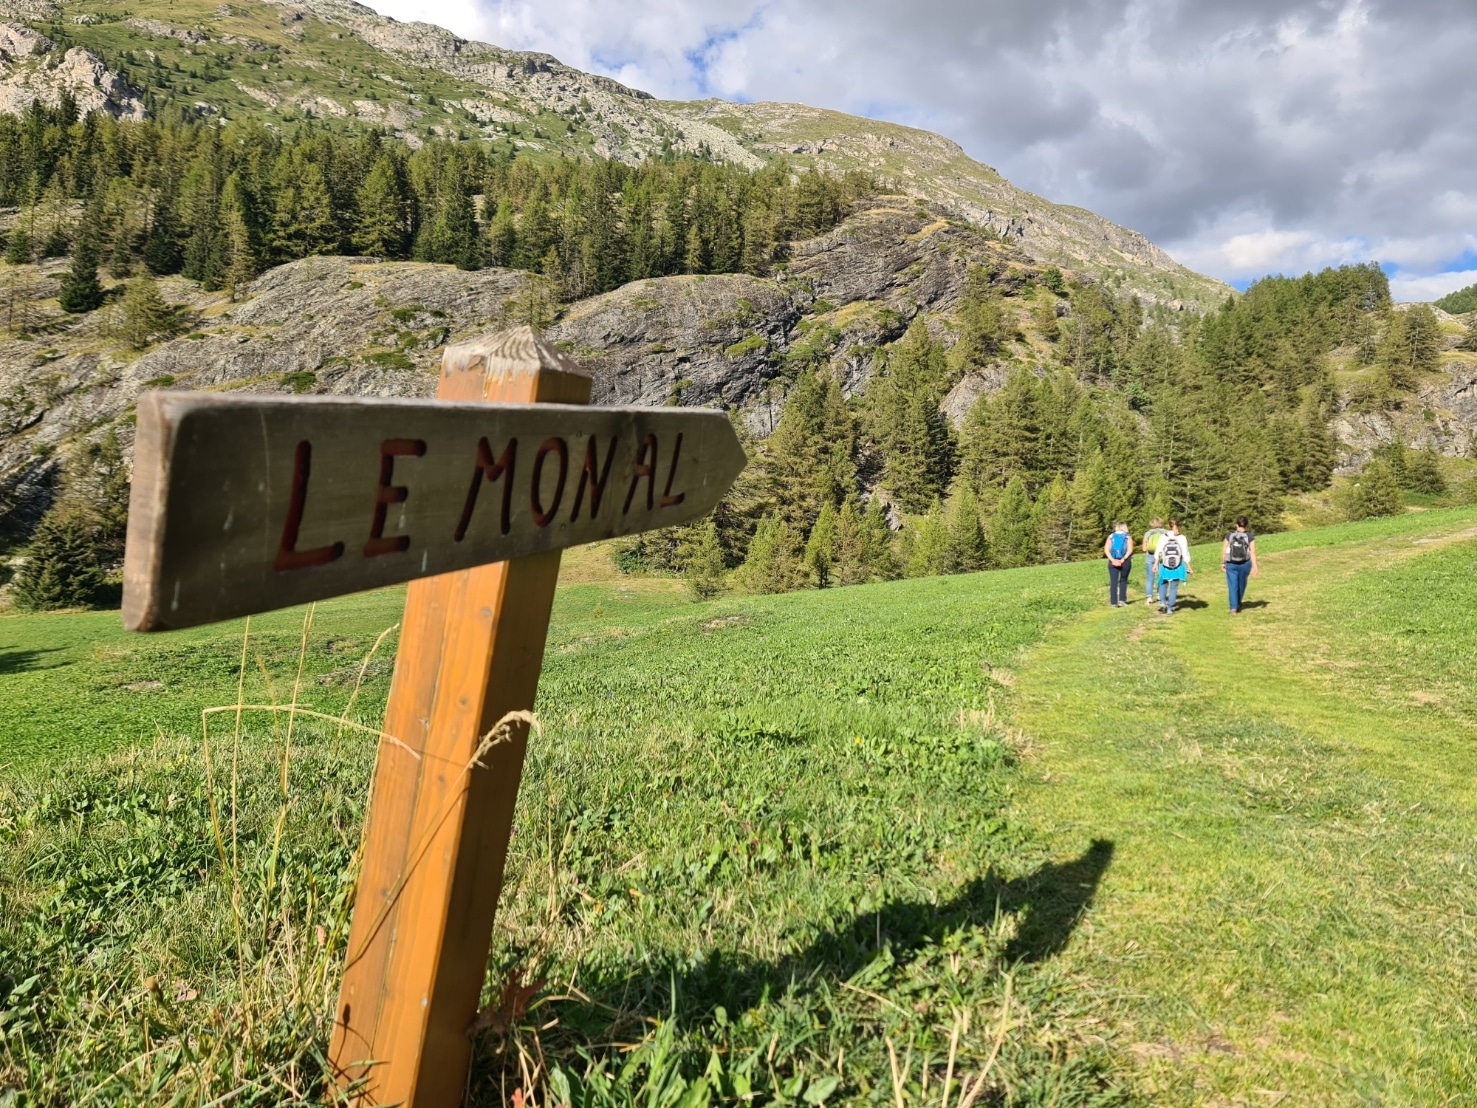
[497,838,1116,1066]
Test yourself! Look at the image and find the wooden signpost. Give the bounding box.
[121,327,746,1106]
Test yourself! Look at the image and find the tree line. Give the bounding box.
[632,261,1464,597]
[0,98,871,307]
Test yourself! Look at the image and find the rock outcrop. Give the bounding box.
[0,205,1045,531]
[0,21,144,119]
[1330,348,1477,470]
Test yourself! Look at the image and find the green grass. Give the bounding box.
[1009,508,1477,1103]
[1,555,1130,1106]
[6,511,1477,1104]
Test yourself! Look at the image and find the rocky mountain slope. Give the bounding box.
[0,203,1063,533]
[0,0,1227,310]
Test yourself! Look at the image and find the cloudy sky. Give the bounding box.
[364,0,1476,300]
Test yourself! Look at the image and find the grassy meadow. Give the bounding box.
[3,513,1477,1105]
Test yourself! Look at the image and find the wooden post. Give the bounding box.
[328,327,591,1106]
[121,324,745,1102]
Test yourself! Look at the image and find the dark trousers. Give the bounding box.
[1108,559,1131,605]
[1226,560,1251,610]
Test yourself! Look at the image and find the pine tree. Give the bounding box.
[272,156,338,260]
[1405,446,1446,494]
[1067,448,1114,557]
[904,501,949,578]
[58,203,104,314]
[959,368,1041,492]
[12,509,106,611]
[803,501,837,587]
[217,174,261,300]
[831,498,902,584]
[989,477,1037,568]
[444,165,482,271]
[514,192,555,271]
[677,518,727,599]
[683,223,705,274]
[354,154,412,258]
[118,276,174,350]
[485,194,517,267]
[143,175,183,276]
[862,499,900,580]
[868,319,952,512]
[762,369,857,531]
[1031,475,1073,563]
[945,482,988,572]
[1373,435,1409,487]
[1033,297,1061,342]
[2,264,40,335]
[4,227,30,265]
[1350,459,1402,519]
[1377,306,1442,393]
[951,268,1007,369]
[734,514,806,593]
[1220,426,1284,534]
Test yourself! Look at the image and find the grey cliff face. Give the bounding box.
[0,206,1036,531]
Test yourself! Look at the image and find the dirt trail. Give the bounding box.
[1007,515,1477,1104]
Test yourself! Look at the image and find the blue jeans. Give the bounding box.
[1108,559,1132,605]
[1145,555,1158,598]
[1159,577,1181,613]
[1226,561,1251,610]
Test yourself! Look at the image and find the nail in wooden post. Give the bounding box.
[329,326,591,1106]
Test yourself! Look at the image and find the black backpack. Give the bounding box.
[1227,532,1251,564]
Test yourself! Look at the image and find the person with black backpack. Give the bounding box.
[1102,522,1134,608]
[1222,516,1259,613]
[1155,520,1191,615]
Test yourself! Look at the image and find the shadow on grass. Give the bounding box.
[546,839,1116,1031]
[0,645,66,675]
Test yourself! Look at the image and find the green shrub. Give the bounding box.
[11,511,106,611]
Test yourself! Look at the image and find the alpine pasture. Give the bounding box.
[3,512,1477,1105]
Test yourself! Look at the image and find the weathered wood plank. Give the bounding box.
[122,383,744,631]
[328,328,590,1106]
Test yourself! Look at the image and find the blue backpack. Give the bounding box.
[1108,532,1130,561]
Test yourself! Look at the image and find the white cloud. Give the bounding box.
[356,0,1477,292]
[1388,270,1477,305]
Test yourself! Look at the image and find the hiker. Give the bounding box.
[1222,516,1259,613]
[1142,517,1168,607]
[1155,520,1191,615]
[1103,522,1134,608]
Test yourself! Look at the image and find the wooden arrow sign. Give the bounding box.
[121,327,747,1108]
[123,391,745,631]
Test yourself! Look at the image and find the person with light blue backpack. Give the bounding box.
[1102,522,1134,608]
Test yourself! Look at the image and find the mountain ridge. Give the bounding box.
[0,0,1230,309]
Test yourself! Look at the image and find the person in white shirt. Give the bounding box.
[1155,520,1192,615]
